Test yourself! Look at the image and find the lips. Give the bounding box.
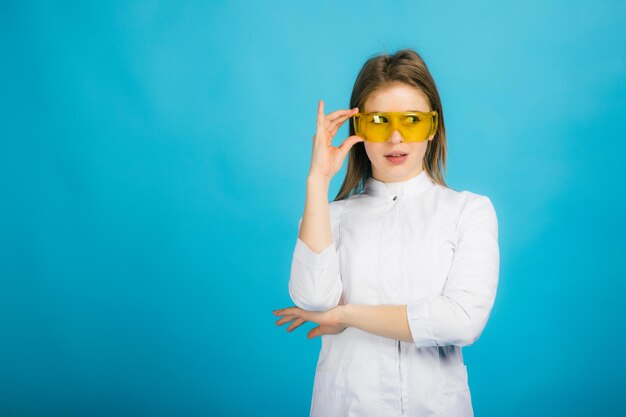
[384,152,408,164]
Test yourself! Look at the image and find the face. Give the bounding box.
[362,83,435,183]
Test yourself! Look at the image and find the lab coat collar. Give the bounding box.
[364,170,433,198]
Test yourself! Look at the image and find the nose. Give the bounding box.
[387,130,404,144]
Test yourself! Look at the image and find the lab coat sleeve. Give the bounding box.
[288,203,343,311]
[407,195,499,347]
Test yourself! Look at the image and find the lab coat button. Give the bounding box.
[393,196,398,201]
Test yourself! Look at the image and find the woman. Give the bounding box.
[273,49,499,417]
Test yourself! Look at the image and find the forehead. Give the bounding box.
[363,83,430,113]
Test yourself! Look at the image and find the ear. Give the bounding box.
[427,134,435,141]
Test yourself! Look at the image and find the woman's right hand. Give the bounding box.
[308,100,364,181]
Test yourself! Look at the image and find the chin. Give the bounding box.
[372,159,421,181]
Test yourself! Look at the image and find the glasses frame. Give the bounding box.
[352,110,439,143]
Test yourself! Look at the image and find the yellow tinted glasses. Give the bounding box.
[352,111,438,143]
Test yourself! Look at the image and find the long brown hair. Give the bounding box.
[334,49,448,201]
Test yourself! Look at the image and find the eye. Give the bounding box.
[370,115,389,124]
[405,115,421,124]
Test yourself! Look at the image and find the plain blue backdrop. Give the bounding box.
[1,1,625,416]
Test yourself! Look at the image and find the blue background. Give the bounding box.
[1,1,625,416]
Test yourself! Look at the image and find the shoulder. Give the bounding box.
[296,195,362,230]
[329,191,375,214]
[328,194,360,222]
[326,192,377,229]
[328,197,349,214]
[432,183,496,213]
[433,184,498,239]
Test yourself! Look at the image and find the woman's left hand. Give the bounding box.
[273,306,346,339]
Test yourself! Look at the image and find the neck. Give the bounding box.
[371,166,424,183]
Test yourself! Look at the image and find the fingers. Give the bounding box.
[316,100,325,129]
[318,101,357,122]
[286,318,306,332]
[316,101,357,134]
[273,307,307,329]
[314,101,359,151]
[307,326,320,339]
[326,108,359,137]
[338,135,365,155]
[273,307,299,317]
[275,315,296,326]
[327,107,358,123]
[314,100,329,146]
[273,308,307,333]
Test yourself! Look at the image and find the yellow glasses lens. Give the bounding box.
[352,111,438,143]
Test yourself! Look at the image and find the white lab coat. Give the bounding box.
[289,170,499,417]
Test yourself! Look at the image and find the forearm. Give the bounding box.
[299,175,333,253]
[339,304,413,342]
[289,175,341,311]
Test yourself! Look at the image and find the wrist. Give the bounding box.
[307,173,331,187]
[336,304,351,327]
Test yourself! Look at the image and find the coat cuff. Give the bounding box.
[293,238,338,271]
[407,301,438,347]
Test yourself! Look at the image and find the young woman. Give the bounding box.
[273,49,499,417]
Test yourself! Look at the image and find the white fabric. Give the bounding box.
[289,170,499,417]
